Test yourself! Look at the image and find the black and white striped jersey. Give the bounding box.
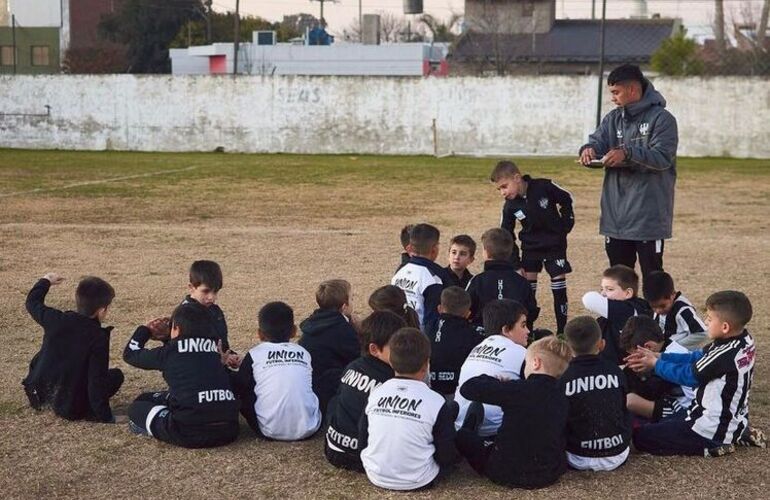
[687,329,755,444]
[654,292,707,351]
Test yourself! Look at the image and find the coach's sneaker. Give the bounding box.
[461,401,485,434]
[737,427,767,448]
[704,443,735,458]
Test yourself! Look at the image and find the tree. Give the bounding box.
[170,12,276,48]
[99,0,201,73]
[419,13,461,43]
[650,27,704,76]
[757,0,769,48]
[338,11,420,43]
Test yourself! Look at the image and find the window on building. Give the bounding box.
[0,46,15,66]
[31,46,50,66]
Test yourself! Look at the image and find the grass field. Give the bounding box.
[1,149,768,499]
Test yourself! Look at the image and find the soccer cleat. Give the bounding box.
[128,420,148,436]
[704,444,735,458]
[737,427,767,448]
[461,401,485,433]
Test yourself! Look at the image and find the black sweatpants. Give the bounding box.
[128,391,238,449]
[25,368,123,419]
[605,237,664,278]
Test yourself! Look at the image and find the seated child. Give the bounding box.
[427,286,484,398]
[396,224,415,271]
[445,234,476,289]
[619,315,695,422]
[324,311,406,472]
[627,291,763,456]
[298,279,361,415]
[582,264,652,364]
[178,260,239,367]
[359,327,459,491]
[491,160,575,335]
[124,305,239,448]
[562,316,631,471]
[391,223,450,332]
[457,336,572,489]
[454,299,529,437]
[230,301,322,441]
[643,271,707,350]
[23,273,123,423]
[368,285,420,328]
[466,228,539,330]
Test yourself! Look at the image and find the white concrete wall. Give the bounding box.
[0,75,767,158]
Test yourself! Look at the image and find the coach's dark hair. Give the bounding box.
[259,301,295,343]
[441,286,471,317]
[450,234,477,257]
[400,224,415,250]
[619,316,664,353]
[490,160,521,182]
[389,327,430,374]
[643,271,675,302]
[171,304,216,339]
[706,291,753,331]
[564,315,602,356]
[189,260,223,291]
[368,285,421,328]
[483,299,526,337]
[75,277,115,317]
[603,265,639,296]
[409,223,440,256]
[482,228,514,261]
[361,311,406,356]
[607,64,645,87]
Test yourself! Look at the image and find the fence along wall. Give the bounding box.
[0,75,767,158]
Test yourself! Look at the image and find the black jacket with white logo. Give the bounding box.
[123,326,239,426]
[326,355,394,456]
[298,309,361,415]
[179,296,230,352]
[465,260,539,328]
[599,297,653,365]
[561,355,630,458]
[427,313,484,395]
[23,279,117,422]
[444,266,474,289]
[501,175,575,262]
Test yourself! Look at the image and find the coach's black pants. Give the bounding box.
[605,237,664,278]
[128,391,239,449]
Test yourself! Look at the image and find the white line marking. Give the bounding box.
[0,165,200,199]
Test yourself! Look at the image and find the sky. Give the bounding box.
[211,0,768,35]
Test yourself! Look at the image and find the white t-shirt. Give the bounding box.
[249,342,321,441]
[453,335,526,436]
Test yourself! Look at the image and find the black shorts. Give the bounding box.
[521,256,572,277]
[324,439,364,472]
[652,397,687,423]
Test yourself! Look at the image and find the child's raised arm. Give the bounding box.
[25,274,65,329]
[122,322,167,370]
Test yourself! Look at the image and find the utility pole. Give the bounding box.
[595,0,606,128]
[11,14,17,75]
[233,0,240,75]
[205,0,213,44]
[591,0,596,20]
[359,0,363,42]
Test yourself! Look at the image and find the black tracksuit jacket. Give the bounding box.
[427,313,484,395]
[179,296,230,352]
[599,297,653,365]
[466,260,540,329]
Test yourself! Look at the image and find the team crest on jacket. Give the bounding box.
[539,197,549,209]
[616,129,623,139]
[639,122,649,136]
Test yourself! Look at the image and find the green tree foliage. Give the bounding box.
[170,12,294,48]
[651,28,704,76]
[99,0,201,73]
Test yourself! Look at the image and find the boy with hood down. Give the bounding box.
[299,279,361,416]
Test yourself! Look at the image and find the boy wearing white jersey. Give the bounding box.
[454,299,529,437]
[230,301,321,441]
[359,327,459,491]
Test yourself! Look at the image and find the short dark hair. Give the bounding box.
[706,291,753,331]
[361,311,406,356]
[409,223,440,256]
[258,301,295,342]
[565,316,602,356]
[643,271,675,302]
[189,260,223,291]
[389,327,430,374]
[368,285,421,328]
[400,224,415,249]
[440,286,471,317]
[490,160,521,182]
[75,277,115,317]
[603,265,639,296]
[482,228,513,261]
[449,234,477,257]
[315,279,350,310]
[607,64,644,86]
[619,316,664,353]
[483,299,526,337]
[171,304,216,339]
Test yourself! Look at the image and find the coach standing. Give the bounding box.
[579,64,678,278]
